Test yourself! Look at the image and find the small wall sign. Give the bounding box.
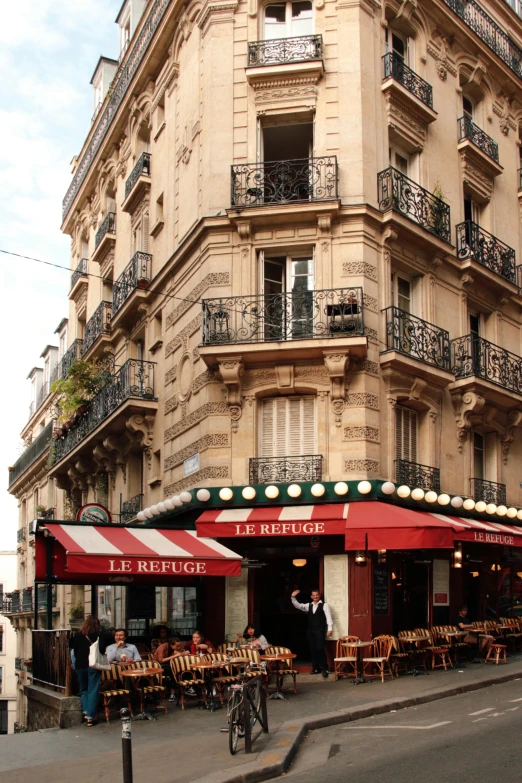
[76,503,112,524]
[184,453,200,477]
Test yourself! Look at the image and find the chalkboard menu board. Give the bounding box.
[373,566,389,616]
[127,585,156,619]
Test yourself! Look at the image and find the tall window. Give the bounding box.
[389,146,409,175]
[395,406,418,463]
[0,626,3,654]
[0,668,3,695]
[392,273,412,313]
[472,432,496,482]
[264,1,313,39]
[260,252,314,339]
[473,432,484,480]
[463,95,474,121]
[259,397,316,457]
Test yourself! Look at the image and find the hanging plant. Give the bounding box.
[51,359,112,425]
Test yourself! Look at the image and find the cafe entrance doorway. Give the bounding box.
[254,555,320,661]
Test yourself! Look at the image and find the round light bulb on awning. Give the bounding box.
[381,482,395,495]
[463,498,475,511]
[475,500,487,513]
[179,491,192,504]
[156,502,167,514]
[357,481,372,495]
[242,486,256,500]
[287,484,302,498]
[149,505,160,516]
[397,485,411,499]
[451,496,463,509]
[411,488,425,501]
[425,491,437,503]
[507,507,518,518]
[311,483,325,497]
[438,494,450,506]
[172,496,182,507]
[196,489,211,502]
[497,505,507,516]
[486,503,497,515]
[136,511,146,522]
[334,482,349,496]
[163,498,175,511]
[265,485,279,499]
[219,488,233,501]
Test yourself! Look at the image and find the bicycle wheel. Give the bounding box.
[247,677,262,729]
[228,691,242,755]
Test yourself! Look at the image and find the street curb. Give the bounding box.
[188,667,522,783]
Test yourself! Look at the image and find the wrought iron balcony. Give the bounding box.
[383,306,450,370]
[202,287,364,346]
[442,0,522,82]
[382,52,433,109]
[30,381,51,418]
[458,116,499,163]
[51,359,156,465]
[10,593,20,613]
[8,421,53,488]
[451,334,522,396]
[2,596,12,613]
[113,252,152,315]
[58,339,84,380]
[248,35,322,66]
[70,258,88,290]
[82,301,112,354]
[377,167,451,243]
[121,493,143,522]
[125,152,151,198]
[22,588,33,612]
[470,477,506,506]
[14,657,24,671]
[249,455,322,484]
[456,221,515,284]
[63,0,171,220]
[36,585,57,611]
[94,212,116,249]
[17,527,26,543]
[231,156,338,208]
[395,459,441,492]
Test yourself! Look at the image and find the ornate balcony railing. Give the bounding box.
[383,306,450,370]
[231,156,338,208]
[2,596,12,614]
[17,527,26,543]
[70,258,88,290]
[82,301,112,354]
[441,0,522,82]
[8,421,53,488]
[62,0,171,219]
[470,477,507,505]
[451,334,522,395]
[202,287,364,346]
[249,455,323,484]
[458,116,499,163]
[22,588,33,612]
[58,339,84,380]
[395,459,441,492]
[36,585,57,611]
[456,221,516,284]
[121,493,143,522]
[94,212,116,249]
[382,52,433,109]
[518,168,522,191]
[30,380,51,418]
[9,593,20,613]
[14,658,24,671]
[51,359,156,465]
[248,35,323,66]
[377,167,451,243]
[113,252,152,315]
[125,152,151,198]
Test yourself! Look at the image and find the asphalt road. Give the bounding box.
[286,679,522,783]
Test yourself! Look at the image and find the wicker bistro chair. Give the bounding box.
[442,625,473,663]
[264,646,298,694]
[204,653,240,704]
[170,655,207,709]
[397,630,428,670]
[415,629,451,670]
[130,660,168,714]
[232,647,268,688]
[135,642,151,655]
[362,635,394,683]
[333,636,359,681]
[99,664,134,723]
[389,636,410,676]
[216,643,230,654]
[500,618,522,652]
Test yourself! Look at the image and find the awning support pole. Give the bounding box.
[46,536,54,630]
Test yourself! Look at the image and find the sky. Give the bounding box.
[0,0,122,549]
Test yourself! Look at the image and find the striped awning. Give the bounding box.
[37,523,242,582]
[196,504,349,538]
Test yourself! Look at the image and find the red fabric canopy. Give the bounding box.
[196,503,348,538]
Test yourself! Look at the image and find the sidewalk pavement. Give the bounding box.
[2,658,522,783]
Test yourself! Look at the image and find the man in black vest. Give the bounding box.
[291,589,333,677]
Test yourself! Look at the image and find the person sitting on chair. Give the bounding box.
[184,630,215,655]
[106,629,142,664]
[455,605,494,656]
[237,624,270,650]
[154,637,186,701]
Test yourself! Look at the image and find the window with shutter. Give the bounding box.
[395,406,417,462]
[484,432,497,482]
[260,397,316,456]
[473,432,484,480]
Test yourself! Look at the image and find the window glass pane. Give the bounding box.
[397,277,411,312]
[395,153,408,175]
[264,259,284,296]
[291,1,313,35]
[265,3,286,38]
[463,96,473,119]
[392,33,405,58]
[473,432,484,479]
[167,587,198,637]
[291,258,313,292]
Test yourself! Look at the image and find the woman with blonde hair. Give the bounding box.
[70,615,112,726]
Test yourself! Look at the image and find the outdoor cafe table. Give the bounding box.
[437,631,467,667]
[260,653,297,700]
[192,660,227,712]
[120,666,164,720]
[344,641,373,685]
[399,635,431,676]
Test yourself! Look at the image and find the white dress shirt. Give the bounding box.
[291,597,333,632]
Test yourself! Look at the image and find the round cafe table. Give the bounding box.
[398,635,431,677]
[192,660,227,711]
[349,641,374,684]
[260,653,296,701]
[120,667,164,721]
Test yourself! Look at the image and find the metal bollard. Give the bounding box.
[121,707,133,783]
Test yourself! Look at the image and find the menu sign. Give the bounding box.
[225,569,248,641]
[324,555,348,640]
[432,559,449,606]
[373,566,389,616]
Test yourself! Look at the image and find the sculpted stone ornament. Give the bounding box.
[323,351,350,426]
[217,357,245,432]
[450,391,486,452]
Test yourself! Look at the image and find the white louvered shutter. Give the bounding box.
[261,399,274,457]
[142,213,150,252]
[395,406,417,462]
[260,397,316,456]
[484,432,497,482]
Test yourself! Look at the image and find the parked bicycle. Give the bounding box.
[226,661,268,755]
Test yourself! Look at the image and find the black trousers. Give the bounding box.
[307,628,327,671]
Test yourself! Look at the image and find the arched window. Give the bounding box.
[264,1,313,40]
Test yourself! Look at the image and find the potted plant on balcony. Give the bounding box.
[136,275,150,289]
[51,359,111,427]
[36,505,47,519]
[69,603,85,628]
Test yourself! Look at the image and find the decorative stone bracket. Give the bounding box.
[217,357,244,432]
[500,410,522,464]
[450,390,486,452]
[323,351,349,426]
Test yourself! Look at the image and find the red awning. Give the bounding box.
[344,502,522,550]
[36,523,242,583]
[196,504,349,538]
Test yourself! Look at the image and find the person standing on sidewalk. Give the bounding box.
[291,589,333,677]
[71,616,112,726]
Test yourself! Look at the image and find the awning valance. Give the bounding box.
[36,523,242,583]
[196,504,348,538]
[343,502,522,550]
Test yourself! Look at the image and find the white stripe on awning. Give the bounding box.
[279,505,315,520]
[214,509,253,523]
[60,524,122,554]
[183,530,243,557]
[125,527,193,557]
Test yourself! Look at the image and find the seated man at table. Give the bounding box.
[106,629,142,664]
[154,637,186,701]
[455,605,494,656]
